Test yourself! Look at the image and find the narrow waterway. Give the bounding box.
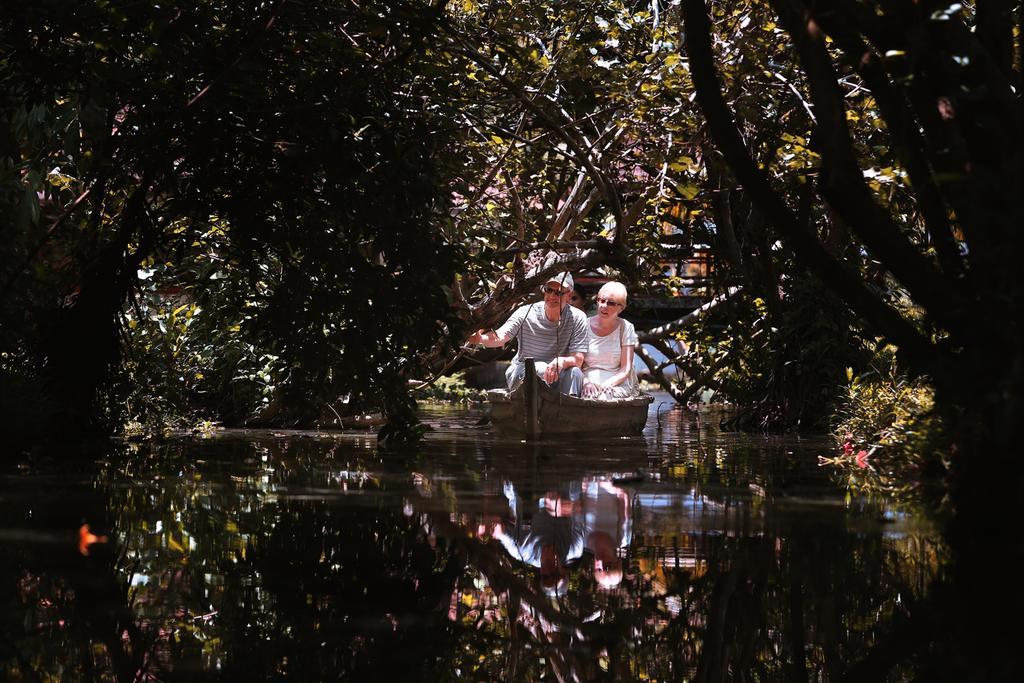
[0,395,940,681]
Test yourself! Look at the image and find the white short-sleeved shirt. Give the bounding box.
[584,318,638,371]
[496,302,590,365]
[583,318,639,392]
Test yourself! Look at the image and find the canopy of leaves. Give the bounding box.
[1,1,466,439]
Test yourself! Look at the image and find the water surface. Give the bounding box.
[0,396,940,681]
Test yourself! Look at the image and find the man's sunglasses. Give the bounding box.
[542,286,570,296]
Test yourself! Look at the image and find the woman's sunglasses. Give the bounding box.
[597,297,623,308]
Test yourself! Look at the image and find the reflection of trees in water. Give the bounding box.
[435,527,937,681]
[98,439,468,680]
[415,470,940,682]
[210,501,463,680]
[0,453,154,682]
[630,531,937,681]
[2,438,943,681]
[4,440,461,680]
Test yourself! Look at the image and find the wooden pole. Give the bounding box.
[523,357,538,439]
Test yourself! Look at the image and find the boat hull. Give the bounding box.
[487,386,653,438]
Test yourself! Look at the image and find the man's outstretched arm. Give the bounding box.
[467,328,511,348]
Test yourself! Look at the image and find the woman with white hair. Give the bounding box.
[582,281,639,399]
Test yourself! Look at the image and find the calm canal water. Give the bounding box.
[1,395,941,681]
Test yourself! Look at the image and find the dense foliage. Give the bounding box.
[679,1,1021,677]
[2,0,1022,679]
[1,0,910,441]
[3,0,1020,448]
[1,1,465,441]
[828,348,946,504]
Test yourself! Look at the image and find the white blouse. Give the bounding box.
[583,318,639,395]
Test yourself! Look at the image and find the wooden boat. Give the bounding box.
[487,358,654,438]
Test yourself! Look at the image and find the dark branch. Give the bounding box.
[466,241,613,332]
[638,287,741,343]
[772,0,970,338]
[680,0,940,374]
[801,5,966,282]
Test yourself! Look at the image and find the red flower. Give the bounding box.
[855,450,870,469]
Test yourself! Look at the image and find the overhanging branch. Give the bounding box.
[772,0,970,338]
[801,3,965,284]
[681,0,941,374]
[638,287,741,343]
[466,241,613,332]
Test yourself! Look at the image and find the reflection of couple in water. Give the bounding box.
[492,477,631,595]
[408,469,635,681]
